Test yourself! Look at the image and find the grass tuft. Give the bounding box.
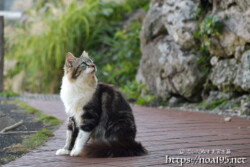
[9,100,42,115]
[3,155,21,162]
[39,115,61,126]
[22,129,54,149]
[1,101,58,164]
[9,100,61,126]
[199,99,229,110]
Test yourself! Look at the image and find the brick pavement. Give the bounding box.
[3,99,250,167]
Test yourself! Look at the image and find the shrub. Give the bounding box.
[0,90,19,98]
[120,80,155,105]
[101,21,142,86]
[6,0,149,93]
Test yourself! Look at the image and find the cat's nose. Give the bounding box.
[89,65,95,69]
[90,65,97,72]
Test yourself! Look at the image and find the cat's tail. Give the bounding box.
[82,140,147,158]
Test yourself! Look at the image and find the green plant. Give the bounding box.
[194,7,207,21]
[9,100,61,126]
[194,0,212,21]
[194,16,223,51]
[10,100,42,115]
[39,115,61,126]
[6,0,149,93]
[193,16,223,90]
[199,99,228,110]
[0,154,22,165]
[120,81,155,105]
[246,97,250,102]
[4,155,21,162]
[5,155,16,162]
[22,129,54,149]
[0,90,19,98]
[160,101,168,106]
[228,103,239,109]
[101,21,142,86]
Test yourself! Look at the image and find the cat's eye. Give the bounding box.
[81,62,87,67]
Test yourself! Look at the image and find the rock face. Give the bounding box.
[209,1,250,57]
[137,0,203,101]
[209,1,250,92]
[234,51,250,91]
[140,0,199,48]
[137,0,250,101]
[137,35,203,101]
[210,50,250,92]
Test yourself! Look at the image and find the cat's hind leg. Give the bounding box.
[70,109,99,156]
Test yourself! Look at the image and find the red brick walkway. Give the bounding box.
[3,99,250,167]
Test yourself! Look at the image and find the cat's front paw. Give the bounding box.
[56,148,70,156]
[70,149,82,157]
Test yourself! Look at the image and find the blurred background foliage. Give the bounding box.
[5,0,154,105]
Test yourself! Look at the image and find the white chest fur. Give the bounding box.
[60,76,96,126]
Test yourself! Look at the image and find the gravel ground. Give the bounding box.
[0,100,44,165]
[159,94,250,120]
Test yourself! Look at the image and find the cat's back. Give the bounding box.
[97,82,116,97]
[96,82,132,112]
[97,82,123,100]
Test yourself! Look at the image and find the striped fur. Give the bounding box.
[56,51,147,157]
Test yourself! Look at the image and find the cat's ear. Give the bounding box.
[81,50,89,58]
[66,52,75,67]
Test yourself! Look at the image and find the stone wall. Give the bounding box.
[137,0,250,101]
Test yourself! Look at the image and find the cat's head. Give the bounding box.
[64,51,97,82]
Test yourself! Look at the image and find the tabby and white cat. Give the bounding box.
[56,51,147,157]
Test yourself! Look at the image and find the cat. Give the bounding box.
[56,51,147,157]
